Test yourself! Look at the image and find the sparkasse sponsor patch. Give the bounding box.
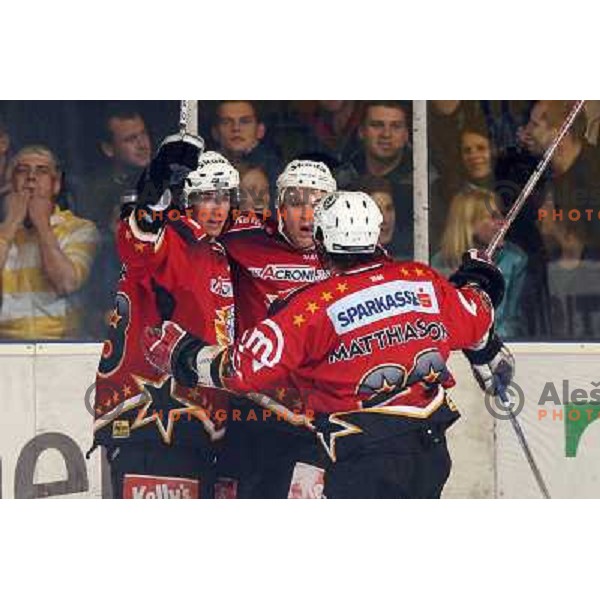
[327,280,439,334]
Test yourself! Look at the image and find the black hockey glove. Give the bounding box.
[464,330,515,395]
[142,321,224,389]
[449,249,505,308]
[134,133,205,232]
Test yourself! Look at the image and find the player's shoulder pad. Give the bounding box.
[169,215,208,245]
[267,281,315,317]
[208,239,227,257]
[395,259,439,280]
[116,214,160,264]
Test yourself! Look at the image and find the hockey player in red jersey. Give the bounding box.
[145,191,514,498]
[216,159,337,498]
[93,136,239,499]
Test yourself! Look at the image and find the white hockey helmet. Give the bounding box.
[276,159,337,207]
[314,191,383,254]
[183,151,240,204]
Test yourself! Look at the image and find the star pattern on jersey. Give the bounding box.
[399,267,428,277]
[423,365,442,385]
[130,375,210,444]
[107,308,122,329]
[97,387,123,417]
[187,387,201,402]
[293,314,306,327]
[374,376,398,395]
[315,413,363,462]
[134,242,146,254]
[321,291,333,302]
[306,301,319,315]
[336,282,349,294]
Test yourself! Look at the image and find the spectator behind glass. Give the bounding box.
[211,101,282,194]
[337,101,413,259]
[431,124,498,249]
[538,193,600,339]
[355,175,398,254]
[278,101,362,166]
[0,145,99,340]
[80,192,126,340]
[460,126,496,189]
[238,162,271,212]
[0,117,11,196]
[517,100,600,251]
[428,100,533,179]
[538,194,600,341]
[81,105,152,230]
[431,188,527,339]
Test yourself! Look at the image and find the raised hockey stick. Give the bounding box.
[484,100,586,260]
[495,381,551,499]
[482,102,585,499]
[179,100,189,136]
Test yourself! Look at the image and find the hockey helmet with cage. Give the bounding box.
[276,159,337,208]
[314,191,383,254]
[183,151,240,208]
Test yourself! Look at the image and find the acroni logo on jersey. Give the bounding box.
[249,264,328,283]
[327,280,439,334]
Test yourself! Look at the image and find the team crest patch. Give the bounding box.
[112,420,130,439]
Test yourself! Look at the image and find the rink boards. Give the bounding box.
[0,342,598,499]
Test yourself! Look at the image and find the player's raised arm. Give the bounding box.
[441,249,514,395]
[123,132,205,242]
[142,298,310,399]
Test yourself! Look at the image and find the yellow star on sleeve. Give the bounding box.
[375,377,397,394]
[188,388,201,401]
[400,267,411,276]
[423,366,441,384]
[306,301,319,314]
[336,283,348,294]
[414,267,425,277]
[293,314,306,327]
[107,309,122,329]
[321,291,333,302]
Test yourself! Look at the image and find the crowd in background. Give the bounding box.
[0,100,599,342]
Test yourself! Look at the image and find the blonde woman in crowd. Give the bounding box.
[431,188,527,338]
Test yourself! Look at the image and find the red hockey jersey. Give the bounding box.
[219,257,493,458]
[220,214,329,335]
[93,211,234,448]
